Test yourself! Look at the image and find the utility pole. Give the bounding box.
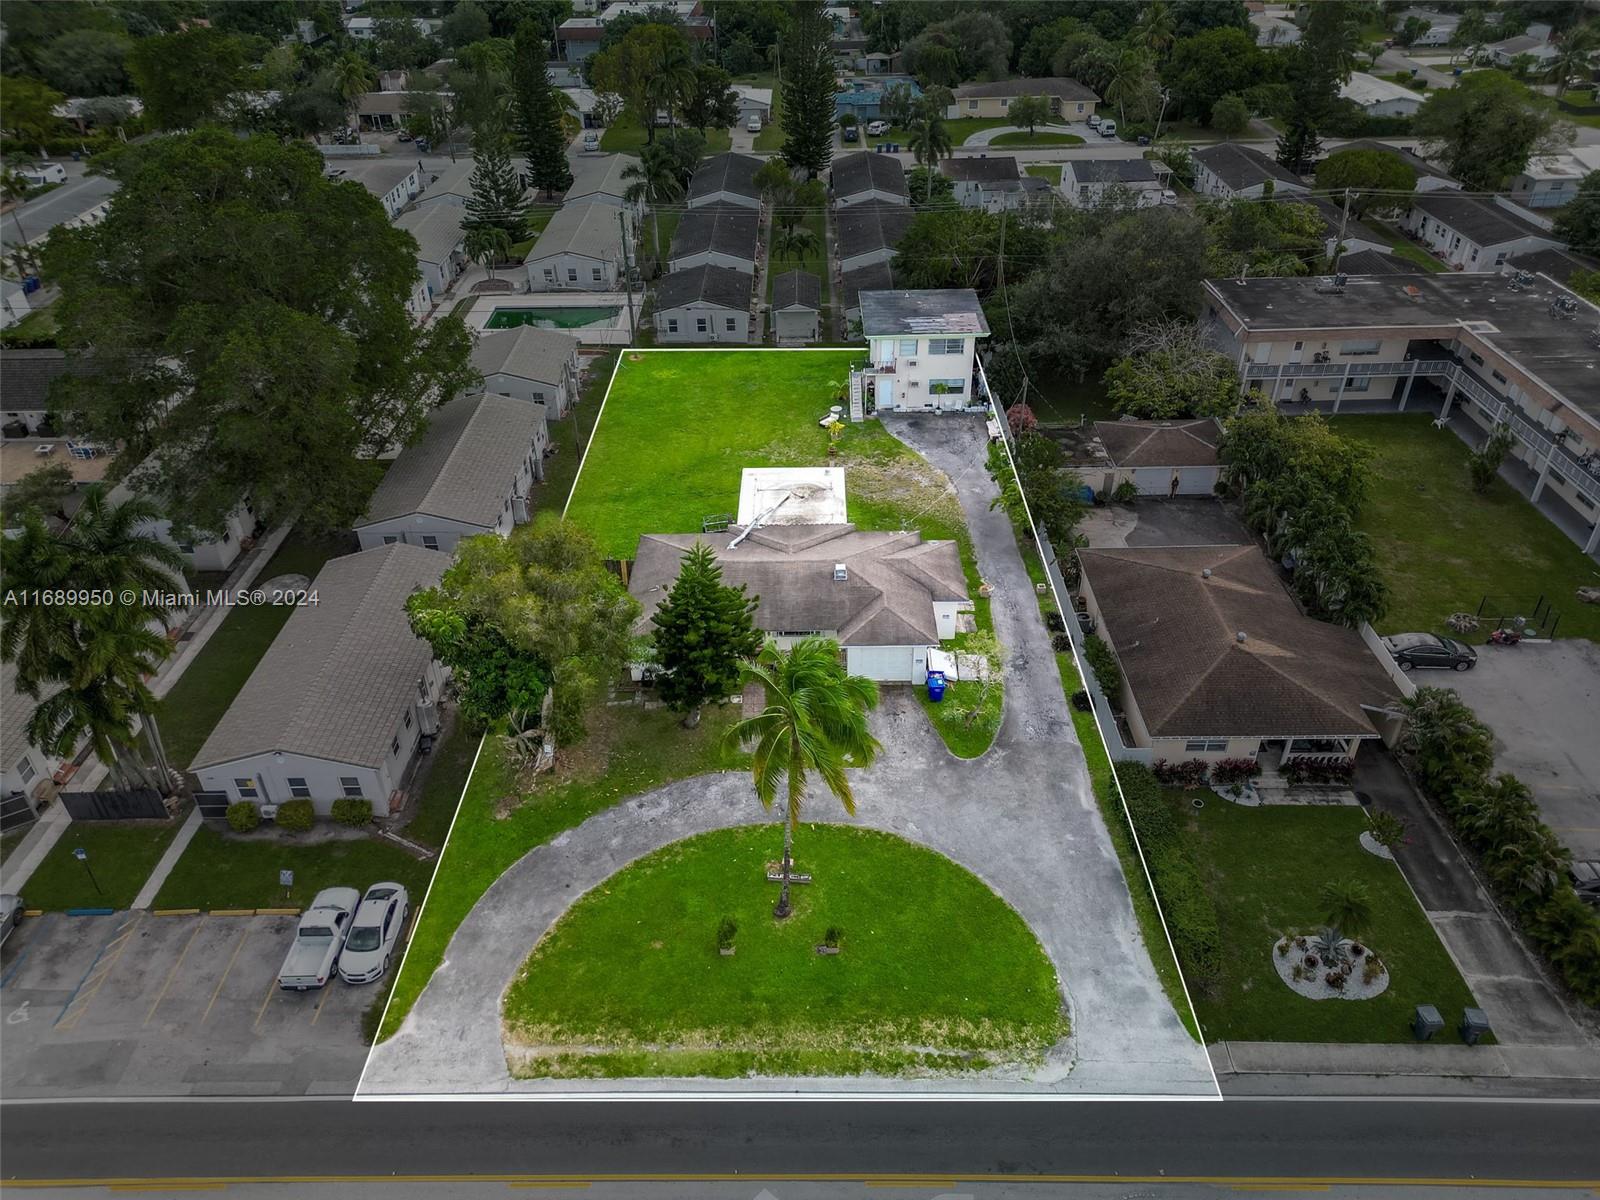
[1331,185,1354,275]
[618,208,637,343]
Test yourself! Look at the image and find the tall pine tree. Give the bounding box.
[781,0,837,179]
[465,121,527,239]
[651,542,764,727]
[511,20,572,198]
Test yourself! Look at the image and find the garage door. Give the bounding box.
[1178,467,1218,495]
[847,646,916,682]
[1132,468,1170,496]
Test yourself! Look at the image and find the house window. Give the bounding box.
[382,535,400,544]
[1076,103,1084,114]
[404,711,413,729]
[340,777,364,798]
[1339,340,1380,356]
[928,379,965,395]
[999,97,1009,108]
[724,316,736,331]
[391,736,401,757]
[928,338,964,355]
[286,777,311,798]
[667,318,678,333]
[1492,370,1508,384]
[420,535,439,550]
[235,778,259,799]
[897,338,917,355]
[1345,376,1371,393]
[566,267,578,282]
[591,267,602,281]
[696,317,708,332]
[967,100,978,110]
[1184,739,1228,753]
[15,756,35,785]
[543,268,555,282]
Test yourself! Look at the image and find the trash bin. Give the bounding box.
[1412,1004,1444,1041]
[1459,1007,1492,1045]
[926,671,947,703]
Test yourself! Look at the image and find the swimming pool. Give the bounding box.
[485,306,622,330]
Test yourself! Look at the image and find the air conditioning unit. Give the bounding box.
[833,563,849,581]
[260,804,279,822]
[416,700,440,736]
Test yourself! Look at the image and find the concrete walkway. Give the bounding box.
[0,802,69,893]
[130,806,202,910]
[362,414,1216,1098]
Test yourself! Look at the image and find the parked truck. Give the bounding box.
[277,886,360,991]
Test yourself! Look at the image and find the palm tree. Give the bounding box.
[770,224,818,267]
[1547,22,1600,91]
[907,109,954,205]
[1135,1,1177,59]
[1319,879,1373,940]
[726,638,881,919]
[622,144,684,269]
[643,41,696,141]
[464,224,513,283]
[330,53,378,134]
[1106,47,1156,128]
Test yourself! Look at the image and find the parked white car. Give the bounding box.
[277,887,359,991]
[746,114,763,133]
[338,883,411,985]
[865,119,889,136]
[581,130,600,151]
[0,894,24,947]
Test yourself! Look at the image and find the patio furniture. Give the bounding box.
[33,443,55,457]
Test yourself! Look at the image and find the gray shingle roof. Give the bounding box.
[1092,419,1221,468]
[835,201,914,261]
[952,77,1098,102]
[359,393,546,529]
[653,264,752,311]
[471,327,574,388]
[1410,193,1552,247]
[1,659,60,771]
[941,155,1021,183]
[629,524,968,646]
[525,199,625,264]
[1194,143,1306,191]
[841,261,895,315]
[191,544,447,770]
[669,204,760,263]
[565,153,637,203]
[1067,158,1158,185]
[772,270,821,312]
[0,349,77,412]
[859,289,990,337]
[687,152,763,202]
[395,204,465,265]
[334,159,419,202]
[831,152,908,200]
[1078,544,1401,740]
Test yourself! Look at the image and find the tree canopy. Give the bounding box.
[1553,170,1600,257]
[651,541,763,724]
[1313,147,1418,216]
[126,26,247,130]
[781,0,838,177]
[1413,70,1574,190]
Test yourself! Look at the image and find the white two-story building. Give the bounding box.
[850,289,990,417]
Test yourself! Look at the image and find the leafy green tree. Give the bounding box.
[907,107,954,203]
[407,516,640,744]
[0,463,75,528]
[1313,147,1417,216]
[726,638,881,918]
[991,431,1086,549]
[464,224,514,284]
[465,120,527,237]
[1210,93,1250,139]
[0,488,185,791]
[1319,879,1373,940]
[651,541,763,727]
[44,131,477,535]
[442,0,493,49]
[1398,686,1496,800]
[1567,267,1600,304]
[1199,196,1327,277]
[1106,45,1159,128]
[879,81,917,128]
[781,0,838,178]
[276,79,347,143]
[905,166,955,205]
[683,63,738,134]
[511,21,573,195]
[1413,70,1574,190]
[623,143,685,271]
[1467,424,1515,493]
[372,15,438,71]
[1161,27,1273,124]
[127,27,246,129]
[1396,15,1429,47]
[1104,335,1241,420]
[1006,94,1053,136]
[1553,170,1600,256]
[590,21,690,144]
[721,32,763,76]
[0,76,66,148]
[35,29,131,97]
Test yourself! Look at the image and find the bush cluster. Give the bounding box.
[1211,757,1262,786]
[275,798,314,833]
[1081,635,1123,708]
[331,797,373,828]
[1113,761,1222,990]
[226,801,260,833]
[1282,758,1355,786]
[1152,758,1211,789]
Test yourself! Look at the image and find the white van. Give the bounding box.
[747,113,763,133]
[1098,119,1118,139]
[20,163,66,187]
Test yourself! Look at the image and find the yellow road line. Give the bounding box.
[207,909,254,917]
[254,907,300,916]
[200,927,249,1024]
[56,916,141,1033]
[252,969,281,1030]
[506,1185,592,1191]
[144,916,205,1027]
[150,908,200,917]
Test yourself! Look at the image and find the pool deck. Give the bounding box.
[459,292,637,345]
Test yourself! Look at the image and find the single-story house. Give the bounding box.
[732,85,772,125]
[1401,193,1563,269]
[687,152,764,210]
[412,158,483,210]
[834,76,921,124]
[1,348,76,434]
[525,200,627,291]
[395,204,467,316]
[628,522,971,685]
[1275,194,1392,259]
[1066,419,1223,497]
[1075,544,1404,766]
[840,260,895,330]
[1321,140,1460,194]
[1252,11,1301,45]
[831,152,909,208]
[940,155,1025,212]
[559,85,599,126]
[651,265,755,344]
[667,204,761,274]
[355,90,434,131]
[355,392,547,553]
[858,50,901,74]
[469,326,580,417]
[107,460,258,573]
[1509,155,1591,210]
[946,78,1098,122]
[1060,158,1165,208]
[1192,143,1310,200]
[1340,72,1425,118]
[2,661,66,814]
[1487,26,1559,69]
[835,201,914,272]
[190,544,449,817]
[565,152,642,220]
[331,158,423,219]
[1,278,30,331]
[346,15,441,39]
[770,270,822,343]
[1336,248,1412,275]
[1395,7,1458,47]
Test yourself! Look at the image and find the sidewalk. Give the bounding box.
[0,801,68,893]
[130,806,202,909]
[1211,1039,1600,1098]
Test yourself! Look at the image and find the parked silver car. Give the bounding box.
[0,894,24,947]
[277,886,359,991]
[338,883,410,985]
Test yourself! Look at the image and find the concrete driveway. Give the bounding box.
[362,414,1216,1098]
[1440,639,1600,861]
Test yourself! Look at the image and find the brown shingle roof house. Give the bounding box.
[1092,419,1221,468]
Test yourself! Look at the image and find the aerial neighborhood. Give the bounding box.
[6,0,1600,1143]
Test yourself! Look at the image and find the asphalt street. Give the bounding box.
[3,1098,1599,1187]
[0,163,116,252]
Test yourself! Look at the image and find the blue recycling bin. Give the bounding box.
[926,670,947,702]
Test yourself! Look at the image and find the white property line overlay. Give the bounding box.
[987,391,1222,1102]
[355,348,1220,1103]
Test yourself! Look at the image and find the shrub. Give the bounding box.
[1211,757,1262,786]
[1305,954,1319,969]
[226,801,260,833]
[1368,810,1406,849]
[1116,761,1177,844]
[331,797,373,828]
[716,916,737,951]
[1282,758,1354,786]
[1082,635,1123,704]
[1152,758,1210,789]
[275,798,314,832]
[1069,689,1092,712]
[1325,970,1347,990]
[1111,478,1140,505]
[1052,632,1074,653]
[1362,957,1383,984]
[823,925,843,948]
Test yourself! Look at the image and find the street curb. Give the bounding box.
[150,908,200,916]
[63,907,115,916]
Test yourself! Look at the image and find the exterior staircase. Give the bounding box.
[848,370,865,421]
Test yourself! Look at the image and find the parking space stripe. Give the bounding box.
[55,915,141,1031]
[201,926,250,1024]
[253,967,281,1030]
[310,982,333,1026]
[0,912,55,989]
[144,916,206,1027]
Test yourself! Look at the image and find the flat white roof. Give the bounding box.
[1341,73,1423,106]
[737,467,849,527]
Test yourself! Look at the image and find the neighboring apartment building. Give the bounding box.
[564,153,644,220]
[3,662,66,816]
[469,326,580,418]
[1192,144,1309,200]
[1204,270,1600,552]
[687,152,763,211]
[355,392,547,553]
[1061,158,1165,208]
[851,289,989,416]
[1322,140,1461,193]
[1509,155,1591,210]
[830,152,909,208]
[395,204,467,316]
[330,159,423,219]
[1400,193,1562,269]
[946,78,1098,122]
[770,270,822,343]
[190,544,449,817]
[525,200,628,291]
[940,155,1026,212]
[1395,7,1458,46]
[651,265,755,344]
[1,348,77,434]
[106,463,258,573]
[667,205,761,274]
[835,202,914,272]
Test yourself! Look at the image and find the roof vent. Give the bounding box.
[833,563,848,581]
[1202,568,1212,579]
[1236,631,1248,643]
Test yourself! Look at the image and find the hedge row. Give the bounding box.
[1112,760,1223,990]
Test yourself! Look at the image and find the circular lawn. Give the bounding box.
[987,131,1086,147]
[502,825,1068,1079]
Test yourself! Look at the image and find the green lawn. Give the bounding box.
[23,818,186,910]
[1180,797,1481,1044]
[753,77,784,153]
[1334,414,1600,643]
[601,119,731,155]
[152,827,434,912]
[155,532,354,771]
[988,131,1085,147]
[404,721,481,850]
[869,118,1014,146]
[1388,241,1448,273]
[1024,164,1063,185]
[508,207,557,259]
[1026,370,1119,426]
[379,703,748,1040]
[0,303,59,346]
[766,207,829,310]
[643,209,680,274]
[502,824,1068,1078]
[917,678,1001,760]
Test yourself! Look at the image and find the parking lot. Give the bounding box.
[1,910,376,1098]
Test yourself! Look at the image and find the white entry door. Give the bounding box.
[876,378,896,410]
